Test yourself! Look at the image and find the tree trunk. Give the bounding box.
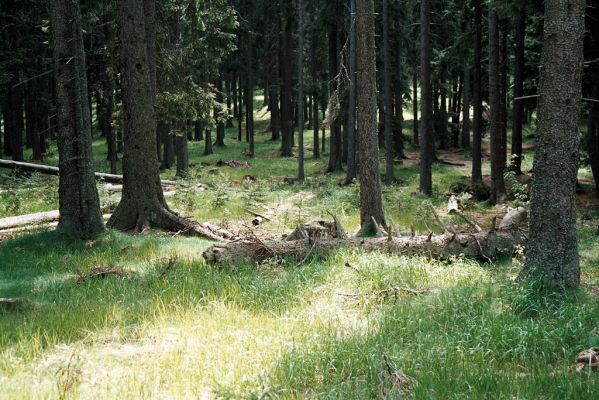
[215,75,226,147]
[50,0,104,238]
[245,31,255,157]
[326,0,343,172]
[382,0,395,183]
[297,0,305,181]
[10,83,24,162]
[413,73,419,145]
[280,6,294,157]
[471,0,483,187]
[499,23,508,169]
[488,7,507,203]
[108,0,186,233]
[356,0,386,235]
[462,64,471,149]
[393,0,404,159]
[343,0,357,184]
[511,7,526,175]
[175,131,189,178]
[520,0,585,289]
[419,0,433,196]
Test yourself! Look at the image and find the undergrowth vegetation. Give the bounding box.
[0,106,598,399]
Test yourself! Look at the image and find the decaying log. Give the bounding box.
[203,209,529,265]
[0,159,177,186]
[447,195,483,232]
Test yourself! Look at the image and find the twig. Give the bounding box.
[449,210,483,232]
[428,204,447,232]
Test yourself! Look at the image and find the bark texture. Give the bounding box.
[511,7,526,175]
[50,0,104,238]
[108,0,221,241]
[488,8,507,203]
[521,0,586,289]
[356,0,386,235]
[419,0,433,195]
[471,0,483,186]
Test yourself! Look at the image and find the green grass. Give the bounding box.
[0,98,598,399]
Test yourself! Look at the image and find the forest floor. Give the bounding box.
[0,100,598,399]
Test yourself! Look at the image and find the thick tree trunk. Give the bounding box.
[356,0,386,235]
[174,126,189,178]
[520,0,585,289]
[511,8,526,175]
[488,7,507,203]
[108,0,203,236]
[419,0,433,196]
[471,0,483,186]
[50,0,104,238]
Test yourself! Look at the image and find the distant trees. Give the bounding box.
[50,0,104,238]
[521,0,586,288]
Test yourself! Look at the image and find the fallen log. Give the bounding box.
[0,159,177,186]
[0,210,235,242]
[0,210,60,230]
[203,211,527,265]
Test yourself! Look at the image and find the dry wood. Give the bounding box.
[0,159,177,186]
[203,210,527,265]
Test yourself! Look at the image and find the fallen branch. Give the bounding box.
[447,196,483,232]
[0,159,177,186]
[76,266,126,283]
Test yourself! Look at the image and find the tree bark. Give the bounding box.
[520,0,585,289]
[343,0,357,184]
[108,0,194,234]
[50,0,104,238]
[280,4,294,157]
[297,0,305,181]
[382,0,395,183]
[326,0,343,172]
[511,7,526,175]
[419,0,433,196]
[471,0,483,186]
[488,7,507,203]
[356,0,386,235]
[413,73,418,145]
